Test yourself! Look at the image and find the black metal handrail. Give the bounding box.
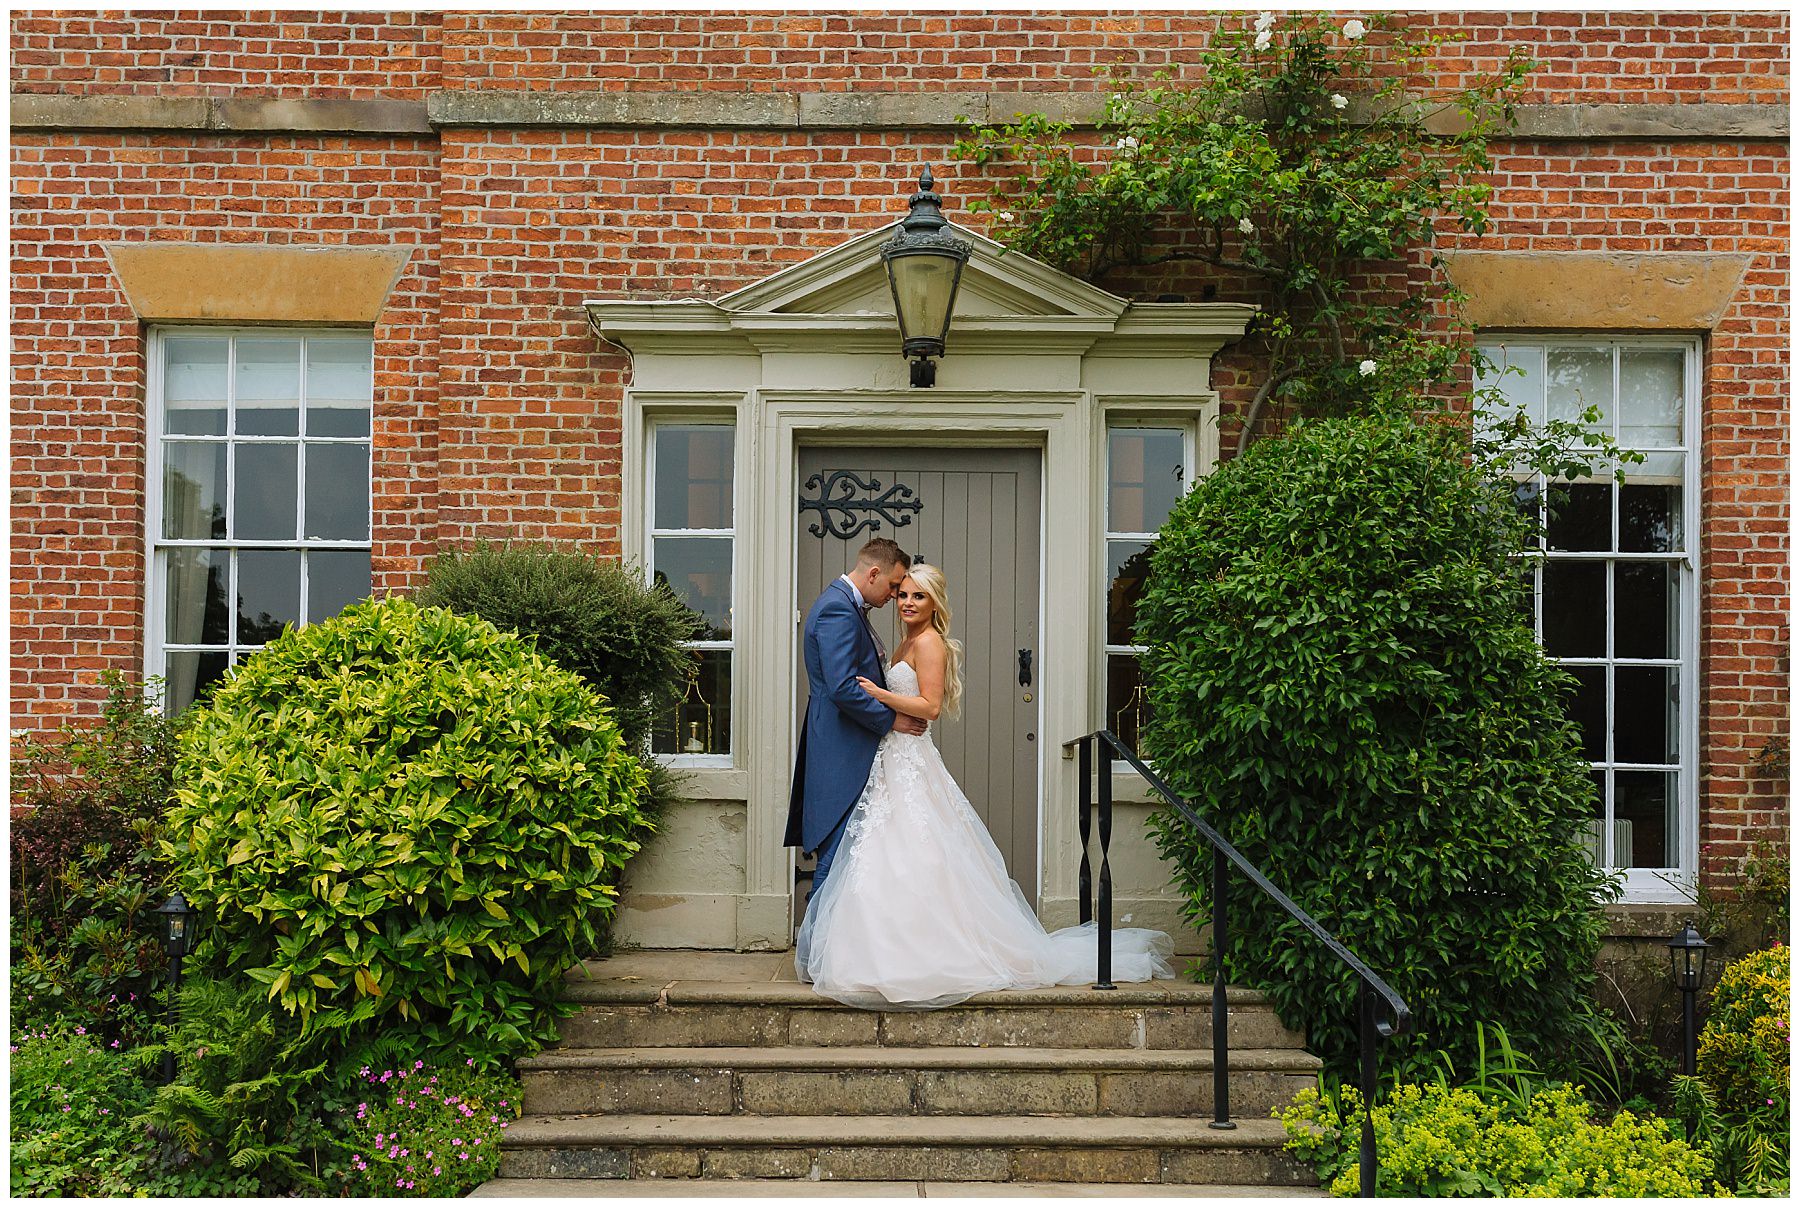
[1066,728,1412,1199]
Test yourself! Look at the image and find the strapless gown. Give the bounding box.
[795,659,1175,1008]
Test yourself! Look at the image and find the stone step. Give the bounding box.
[496,1114,1313,1186]
[519,1045,1320,1118]
[472,1177,1329,1197]
[558,982,1305,1051]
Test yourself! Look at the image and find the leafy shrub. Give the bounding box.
[1137,415,1617,1075]
[1700,944,1790,1115]
[165,596,652,1062]
[1672,1074,1788,1196]
[9,1022,157,1197]
[1281,1080,1714,1197]
[412,541,699,819]
[336,1059,520,1195]
[10,672,179,1039]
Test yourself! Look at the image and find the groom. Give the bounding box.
[786,537,928,902]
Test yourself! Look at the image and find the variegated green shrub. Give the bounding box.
[165,597,651,1063]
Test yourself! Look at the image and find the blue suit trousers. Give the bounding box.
[808,808,853,902]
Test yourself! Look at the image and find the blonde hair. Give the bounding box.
[903,563,964,721]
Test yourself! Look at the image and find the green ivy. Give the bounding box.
[164,596,651,1064]
[955,11,1537,450]
[1137,415,1618,1077]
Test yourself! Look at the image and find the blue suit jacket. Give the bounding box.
[785,578,897,853]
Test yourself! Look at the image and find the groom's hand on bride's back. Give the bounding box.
[894,714,928,736]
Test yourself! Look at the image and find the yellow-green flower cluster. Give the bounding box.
[1699,944,1789,1114]
[1280,1081,1716,1197]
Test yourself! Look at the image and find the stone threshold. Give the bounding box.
[518,1044,1320,1072]
[505,1113,1292,1148]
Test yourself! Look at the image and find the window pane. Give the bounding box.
[1562,664,1606,762]
[1615,666,1678,765]
[1615,562,1679,660]
[1107,652,1150,751]
[234,338,302,436]
[1106,540,1153,647]
[1577,770,1608,866]
[1546,483,1611,552]
[655,426,734,530]
[652,536,732,639]
[163,337,229,436]
[1108,428,1184,533]
[237,550,301,646]
[1541,561,1605,657]
[1619,347,1684,449]
[1547,345,1611,429]
[165,649,230,714]
[1619,482,1681,553]
[1475,344,1544,427]
[304,443,371,540]
[653,650,731,755]
[1614,770,1677,869]
[164,547,230,646]
[234,443,299,539]
[306,339,374,437]
[162,442,228,540]
[308,550,372,622]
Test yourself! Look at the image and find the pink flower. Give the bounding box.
[433,1167,442,1176]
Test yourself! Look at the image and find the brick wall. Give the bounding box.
[8,11,1789,879]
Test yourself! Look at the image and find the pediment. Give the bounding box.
[716,220,1129,322]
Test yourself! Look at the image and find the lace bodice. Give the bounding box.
[885,660,927,738]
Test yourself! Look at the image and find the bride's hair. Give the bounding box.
[904,563,964,721]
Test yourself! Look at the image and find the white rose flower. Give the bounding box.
[1238,216,1256,235]
[1253,29,1273,51]
[1331,93,1348,110]
[998,211,1016,223]
[1254,11,1276,32]
[1359,359,1378,377]
[1343,18,1367,40]
[1115,135,1139,151]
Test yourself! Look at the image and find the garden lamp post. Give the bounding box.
[154,892,198,1083]
[881,166,972,388]
[1668,921,1710,1077]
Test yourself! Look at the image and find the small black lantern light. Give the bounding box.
[1667,921,1711,1077]
[880,166,973,388]
[154,892,199,1082]
[155,891,197,959]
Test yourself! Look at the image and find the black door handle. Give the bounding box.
[1018,648,1033,688]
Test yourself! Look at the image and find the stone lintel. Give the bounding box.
[1444,251,1752,331]
[13,90,1789,142]
[104,243,414,324]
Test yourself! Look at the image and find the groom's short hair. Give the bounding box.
[854,537,909,571]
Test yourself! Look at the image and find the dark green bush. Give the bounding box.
[165,596,651,1063]
[1137,414,1616,1077]
[412,542,699,790]
[10,671,179,1041]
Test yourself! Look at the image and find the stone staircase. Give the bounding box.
[478,951,1324,1194]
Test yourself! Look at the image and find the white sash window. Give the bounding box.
[147,328,374,713]
[648,422,735,760]
[1103,423,1193,750]
[1478,338,1701,900]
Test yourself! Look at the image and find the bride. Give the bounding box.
[795,562,1174,1008]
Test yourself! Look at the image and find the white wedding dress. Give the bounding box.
[796,660,1175,1008]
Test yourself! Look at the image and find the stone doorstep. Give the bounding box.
[497,1116,1313,1185]
[504,1113,1294,1149]
[560,1002,1308,1051]
[519,1044,1321,1073]
[470,1176,1330,1196]
[562,976,1273,1007]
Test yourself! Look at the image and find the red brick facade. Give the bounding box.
[10,11,1788,887]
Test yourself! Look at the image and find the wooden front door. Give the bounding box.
[794,446,1044,913]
